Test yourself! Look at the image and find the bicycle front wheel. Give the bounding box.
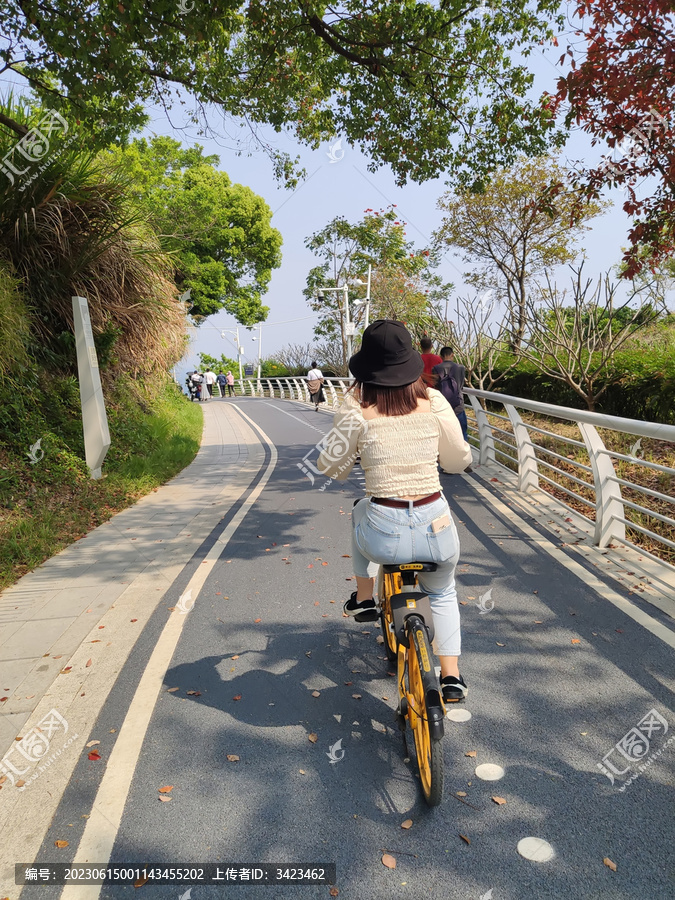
[406,618,444,807]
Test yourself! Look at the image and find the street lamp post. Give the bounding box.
[352,264,372,330]
[251,322,263,379]
[316,283,352,366]
[220,328,244,380]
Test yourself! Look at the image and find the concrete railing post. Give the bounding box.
[505,403,539,492]
[467,395,495,466]
[578,422,626,548]
[327,380,338,409]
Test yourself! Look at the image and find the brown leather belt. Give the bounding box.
[371,491,441,509]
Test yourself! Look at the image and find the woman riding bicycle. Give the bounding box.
[317,320,473,703]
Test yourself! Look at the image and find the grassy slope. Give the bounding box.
[0,377,203,590]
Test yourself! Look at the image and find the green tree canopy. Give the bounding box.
[1,1,564,186]
[304,206,451,367]
[434,155,605,352]
[105,137,282,324]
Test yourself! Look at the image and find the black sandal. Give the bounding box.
[343,591,378,623]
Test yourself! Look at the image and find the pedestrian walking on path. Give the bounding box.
[204,368,217,398]
[306,361,325,411]
[226,371,236,396]
[317,319,473,703]
[433,346,473,473]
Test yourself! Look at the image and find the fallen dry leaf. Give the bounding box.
[254,618,262,623]
[322,562,329,566]
[311,691,321,698]
[15,779,25,787]
[571,639,581,644]
[134,874,149,887]
[496,642,505,647]
[186,690,201,696]
[344,681,352,686]
[376,635,384,644]
[226,755,240,762]
[158,785,173,793]
[158,795,172,802]
[456,791,467,797]
[308,733,318,743]
[314,601,320,606]
[401,819,413,829]
[329,888,339,897]
[381,853,396,869]
[342,554,351,558]
[465,750,477,758]
[492,796,507,805]
[166,687,179,693]
[60,667,72,674]
[459,601,468,606]
[604,858,617,872]
[233,694,242,701]
[459,834,471,845]
[85,740,100,748]
[299,769,306,775]
[87,751,101,761]
[55,840,69,849]
[352,694,362,700]
[534,620,543,624]
[231,655,239,660]
[307,564,314,568]
[85,659,92,667]
[130,618,138,622]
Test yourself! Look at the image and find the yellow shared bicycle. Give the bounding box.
[378,562,446,807]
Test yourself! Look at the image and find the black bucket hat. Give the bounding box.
[349,319,424,387]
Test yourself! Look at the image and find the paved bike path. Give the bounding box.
[15,399,675,900]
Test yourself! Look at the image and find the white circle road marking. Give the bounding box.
[446,708,472,722]
[475,763,505,781]
[517,837,555,862]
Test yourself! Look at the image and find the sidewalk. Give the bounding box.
[0,400,264,760]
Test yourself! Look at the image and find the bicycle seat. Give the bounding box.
[383,562,438,573]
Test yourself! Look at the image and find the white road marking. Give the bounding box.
[59,407,277,900]
[261,400,329,436]
[467,478,675,650]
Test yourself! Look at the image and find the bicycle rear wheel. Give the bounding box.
[406,618,444,807]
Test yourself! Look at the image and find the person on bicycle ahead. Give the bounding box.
[317,320,473,702]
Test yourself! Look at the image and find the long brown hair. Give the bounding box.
[351,376,429,416]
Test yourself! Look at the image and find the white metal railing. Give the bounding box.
[253,377,674,565]
[464,388,675,564]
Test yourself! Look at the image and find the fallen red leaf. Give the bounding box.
[233,694,242,701]
[85,659,92,667]
[254,618,262,623]
[88,751,101,761]
[158,785,173,793]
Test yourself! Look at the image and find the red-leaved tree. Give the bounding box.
[554,1,675,277]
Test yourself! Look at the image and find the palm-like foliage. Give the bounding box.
[0,95,187,378]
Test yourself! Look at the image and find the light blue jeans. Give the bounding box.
[351,495,462,657]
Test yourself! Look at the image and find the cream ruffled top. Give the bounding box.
[316,388,472,497]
